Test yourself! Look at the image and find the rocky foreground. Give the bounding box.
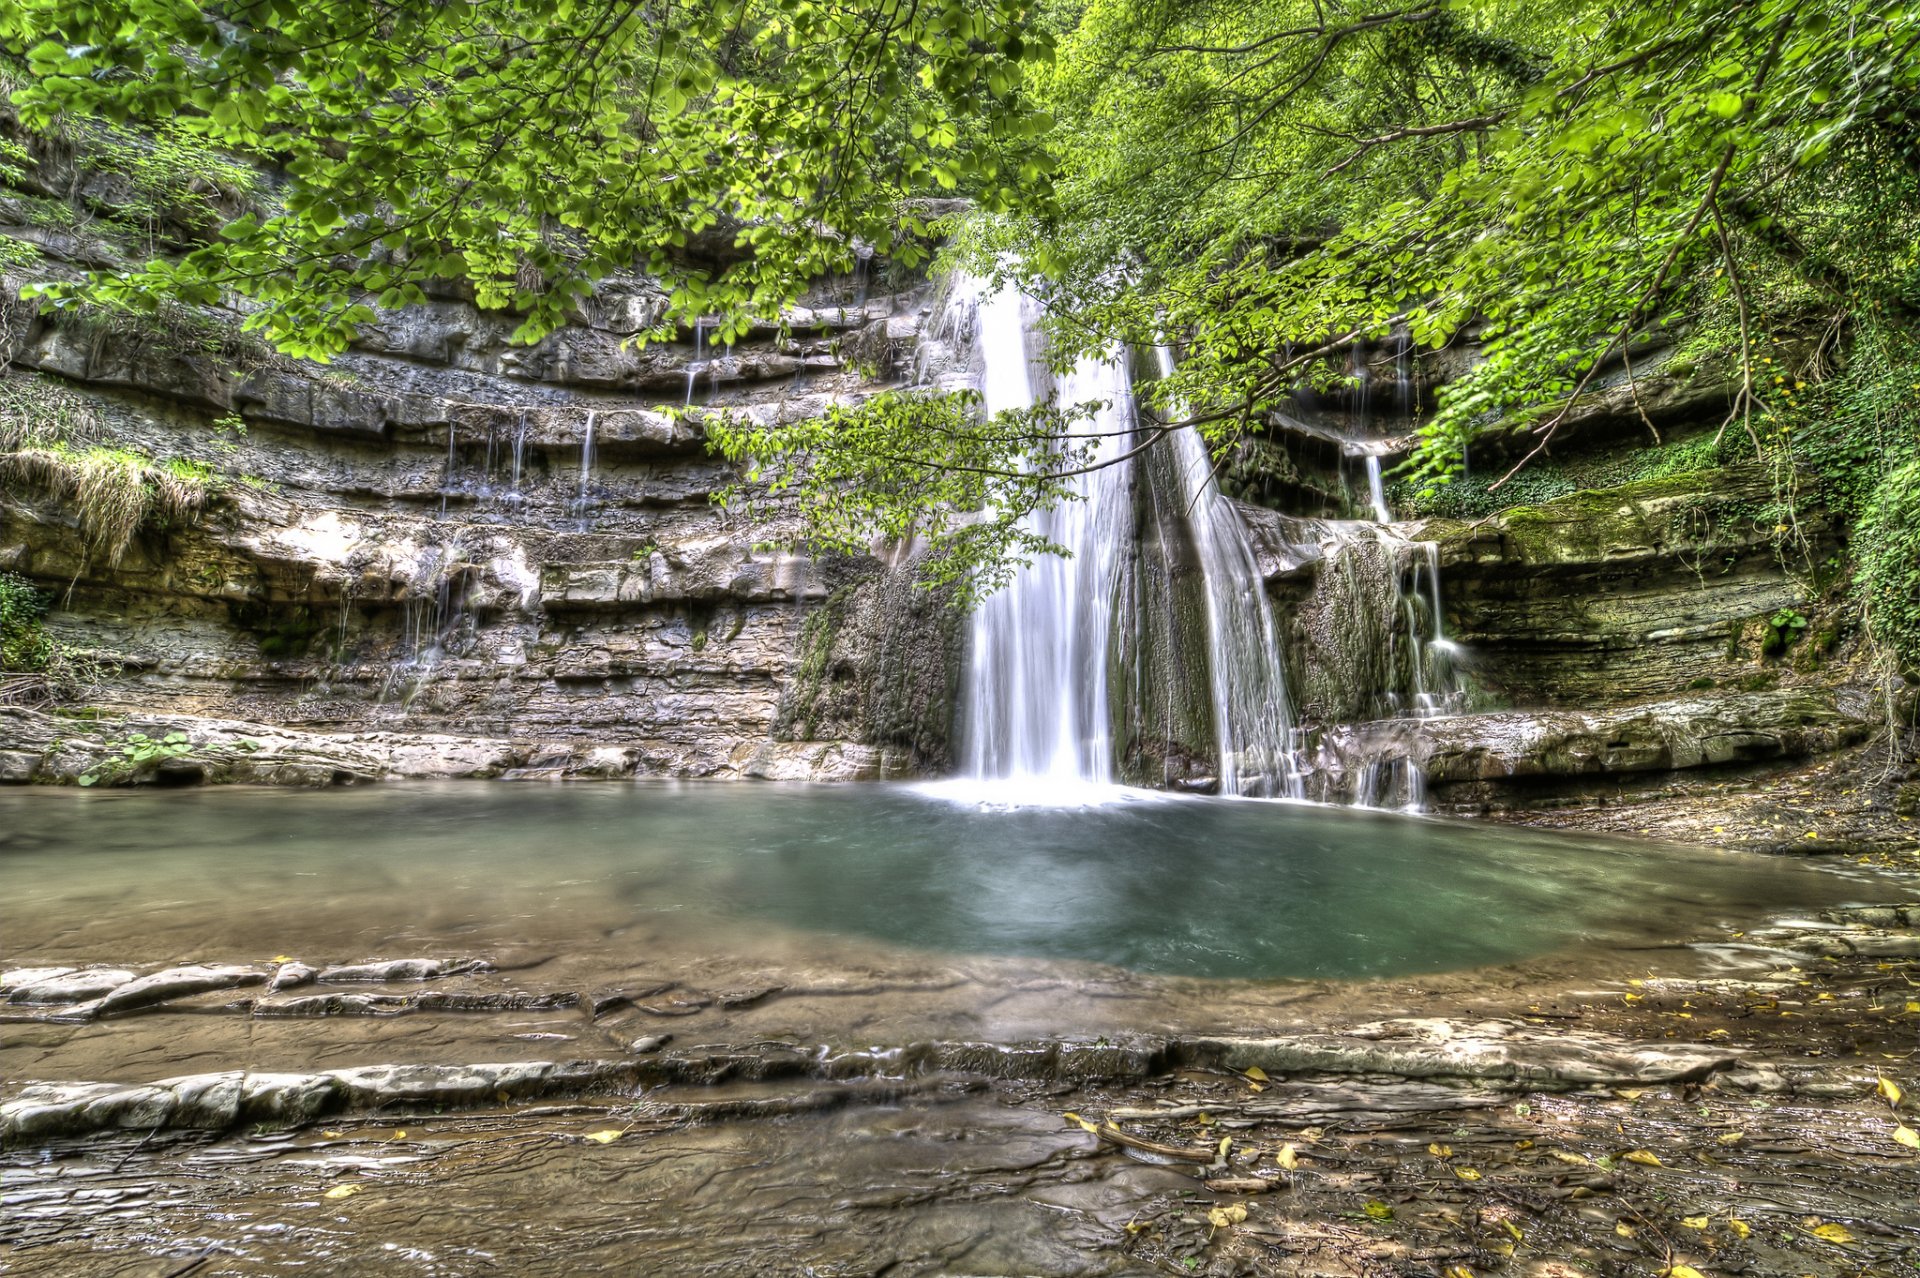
[4,901,1919,1277]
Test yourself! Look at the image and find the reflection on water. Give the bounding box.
[0,782,1853,981]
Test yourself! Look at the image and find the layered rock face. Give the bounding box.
[0,113,1878,803]
[1232,338,1877,811]
[0,265,959,780]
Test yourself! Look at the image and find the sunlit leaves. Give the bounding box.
[3,0,1061,356]
[980,0,1920,501]
[705,388,1101,602]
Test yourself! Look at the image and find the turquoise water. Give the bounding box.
[0,781,1845,980]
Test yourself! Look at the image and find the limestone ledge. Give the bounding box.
[0,1017,1835,1142]
[1310,688,1871,804]
[0,705,908,786]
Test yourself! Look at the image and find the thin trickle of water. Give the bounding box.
[507,409,528,506]
[1365,455,1391,522]
[1156,346,1300,798]
[574,410,597,528]
[686,322,705,408]
[440,423,457,517]
[478,421,497,502]
[958,279,1133,795]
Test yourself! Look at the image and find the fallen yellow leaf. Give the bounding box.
[1682,1215,1710,1229]
[1501,1219,1523,1242]
[1443,1268,1474,1278]
[1063,1111,1100,1135]
[1811,1222,1855,1244]
[1622,1150,1664,1167]
[271,955,295,964]
[583,1129,624,1144]
[389,1130,406,1140]
[1716,1131,1745,1145]
[323,1184,362,1200]
[1661,1266,1706,1278]
[321,1130,342,1139]
[1362,1201,1393,1221]
[1895,1125,1920,1150]
[1616,1088,1645,1100]
[1550,1150,1590,1166]
[1879,1076,1904,1107]
[1275,1143,1300,1170]
[1453,1166,1482,1181]
[1207,1204,1248,1229]
[1728,1218,1751,1239]
[1615,1222,1636,1238]
[1244,1066,1269,1082]
[1428,1142,1453,1158]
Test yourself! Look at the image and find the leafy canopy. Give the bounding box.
[997,0,1920,495]
[0,0,1058,358]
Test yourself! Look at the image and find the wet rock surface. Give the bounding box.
[0,253,957,782]
[7,907,1920,1276]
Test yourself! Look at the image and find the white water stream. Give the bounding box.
[1155,347,1300,797]
[957,284,1133,797]
[953,280,1301,799]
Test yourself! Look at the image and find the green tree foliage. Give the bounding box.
[0,570,52,673]
[8,0,1919,666]
[1004,0,1919,487]
[0,0,1057,358]
[709,387,1102,604]
[725,0,1920,616]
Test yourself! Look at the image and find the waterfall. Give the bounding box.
[1155,348,1300,797]
[950,278,1301,799]
[1365,455,1391,522]
[573,410,597,528]
[958,282,1134,794]
[507,409,528,507]
[686,322,705,407]
[439,422,457,517]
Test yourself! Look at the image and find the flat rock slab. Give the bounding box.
[2,968,135,1004]
[2,1059,648,1140]
[318,959,492,982]
[0,1017,1765,1141]
[93,965,267,1018]
[253,990,579,1017]
[1192,1017,1744,1088]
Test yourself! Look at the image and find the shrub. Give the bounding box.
[0,571,52,672]
[1860,458,1920,676]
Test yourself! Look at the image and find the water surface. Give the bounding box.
[1,782,1852,981]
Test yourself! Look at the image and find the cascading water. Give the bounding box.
[949,278,1303,799]
[1154,347,1300,797]
[957,282,1134,794]
[686,321,705,407]
[1365,455,1392,522]
[506,409,528,508]
[573,410,597,528]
